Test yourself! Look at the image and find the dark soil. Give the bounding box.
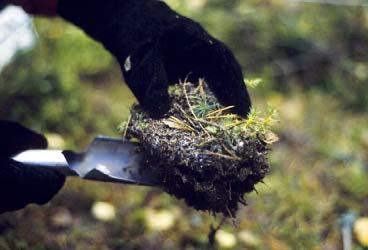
[125,82,272,216]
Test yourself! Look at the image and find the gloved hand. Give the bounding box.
[0,120,65,214]
[57,0,252,117]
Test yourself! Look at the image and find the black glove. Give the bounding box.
[57,0,251,117]
[0,120,65,214]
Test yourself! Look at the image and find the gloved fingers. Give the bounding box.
[161,24,252,116]
[0,120,47,158]
[122,44,170,118]
[0,159,65,213]
[189,39,252,117]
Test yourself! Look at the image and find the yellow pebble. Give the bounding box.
[91,202,116,222]
[215,230,237,249]
[354,217,368,246]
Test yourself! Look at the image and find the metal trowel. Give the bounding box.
[11,136,161,186]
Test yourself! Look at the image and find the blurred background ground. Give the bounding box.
[0,0,368,249]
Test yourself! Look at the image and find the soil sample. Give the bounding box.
[125,81,278,216]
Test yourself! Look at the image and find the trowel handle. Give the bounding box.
[11,150,78,176]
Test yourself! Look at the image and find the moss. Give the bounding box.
[125,81,278,216]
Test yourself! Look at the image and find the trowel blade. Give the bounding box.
[64,136,161,186]
[13,136,161,186]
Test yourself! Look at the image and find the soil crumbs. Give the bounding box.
[125,81,278,217]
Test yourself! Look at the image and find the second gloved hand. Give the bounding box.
[0,121,65,214]
[57,0,252,117]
